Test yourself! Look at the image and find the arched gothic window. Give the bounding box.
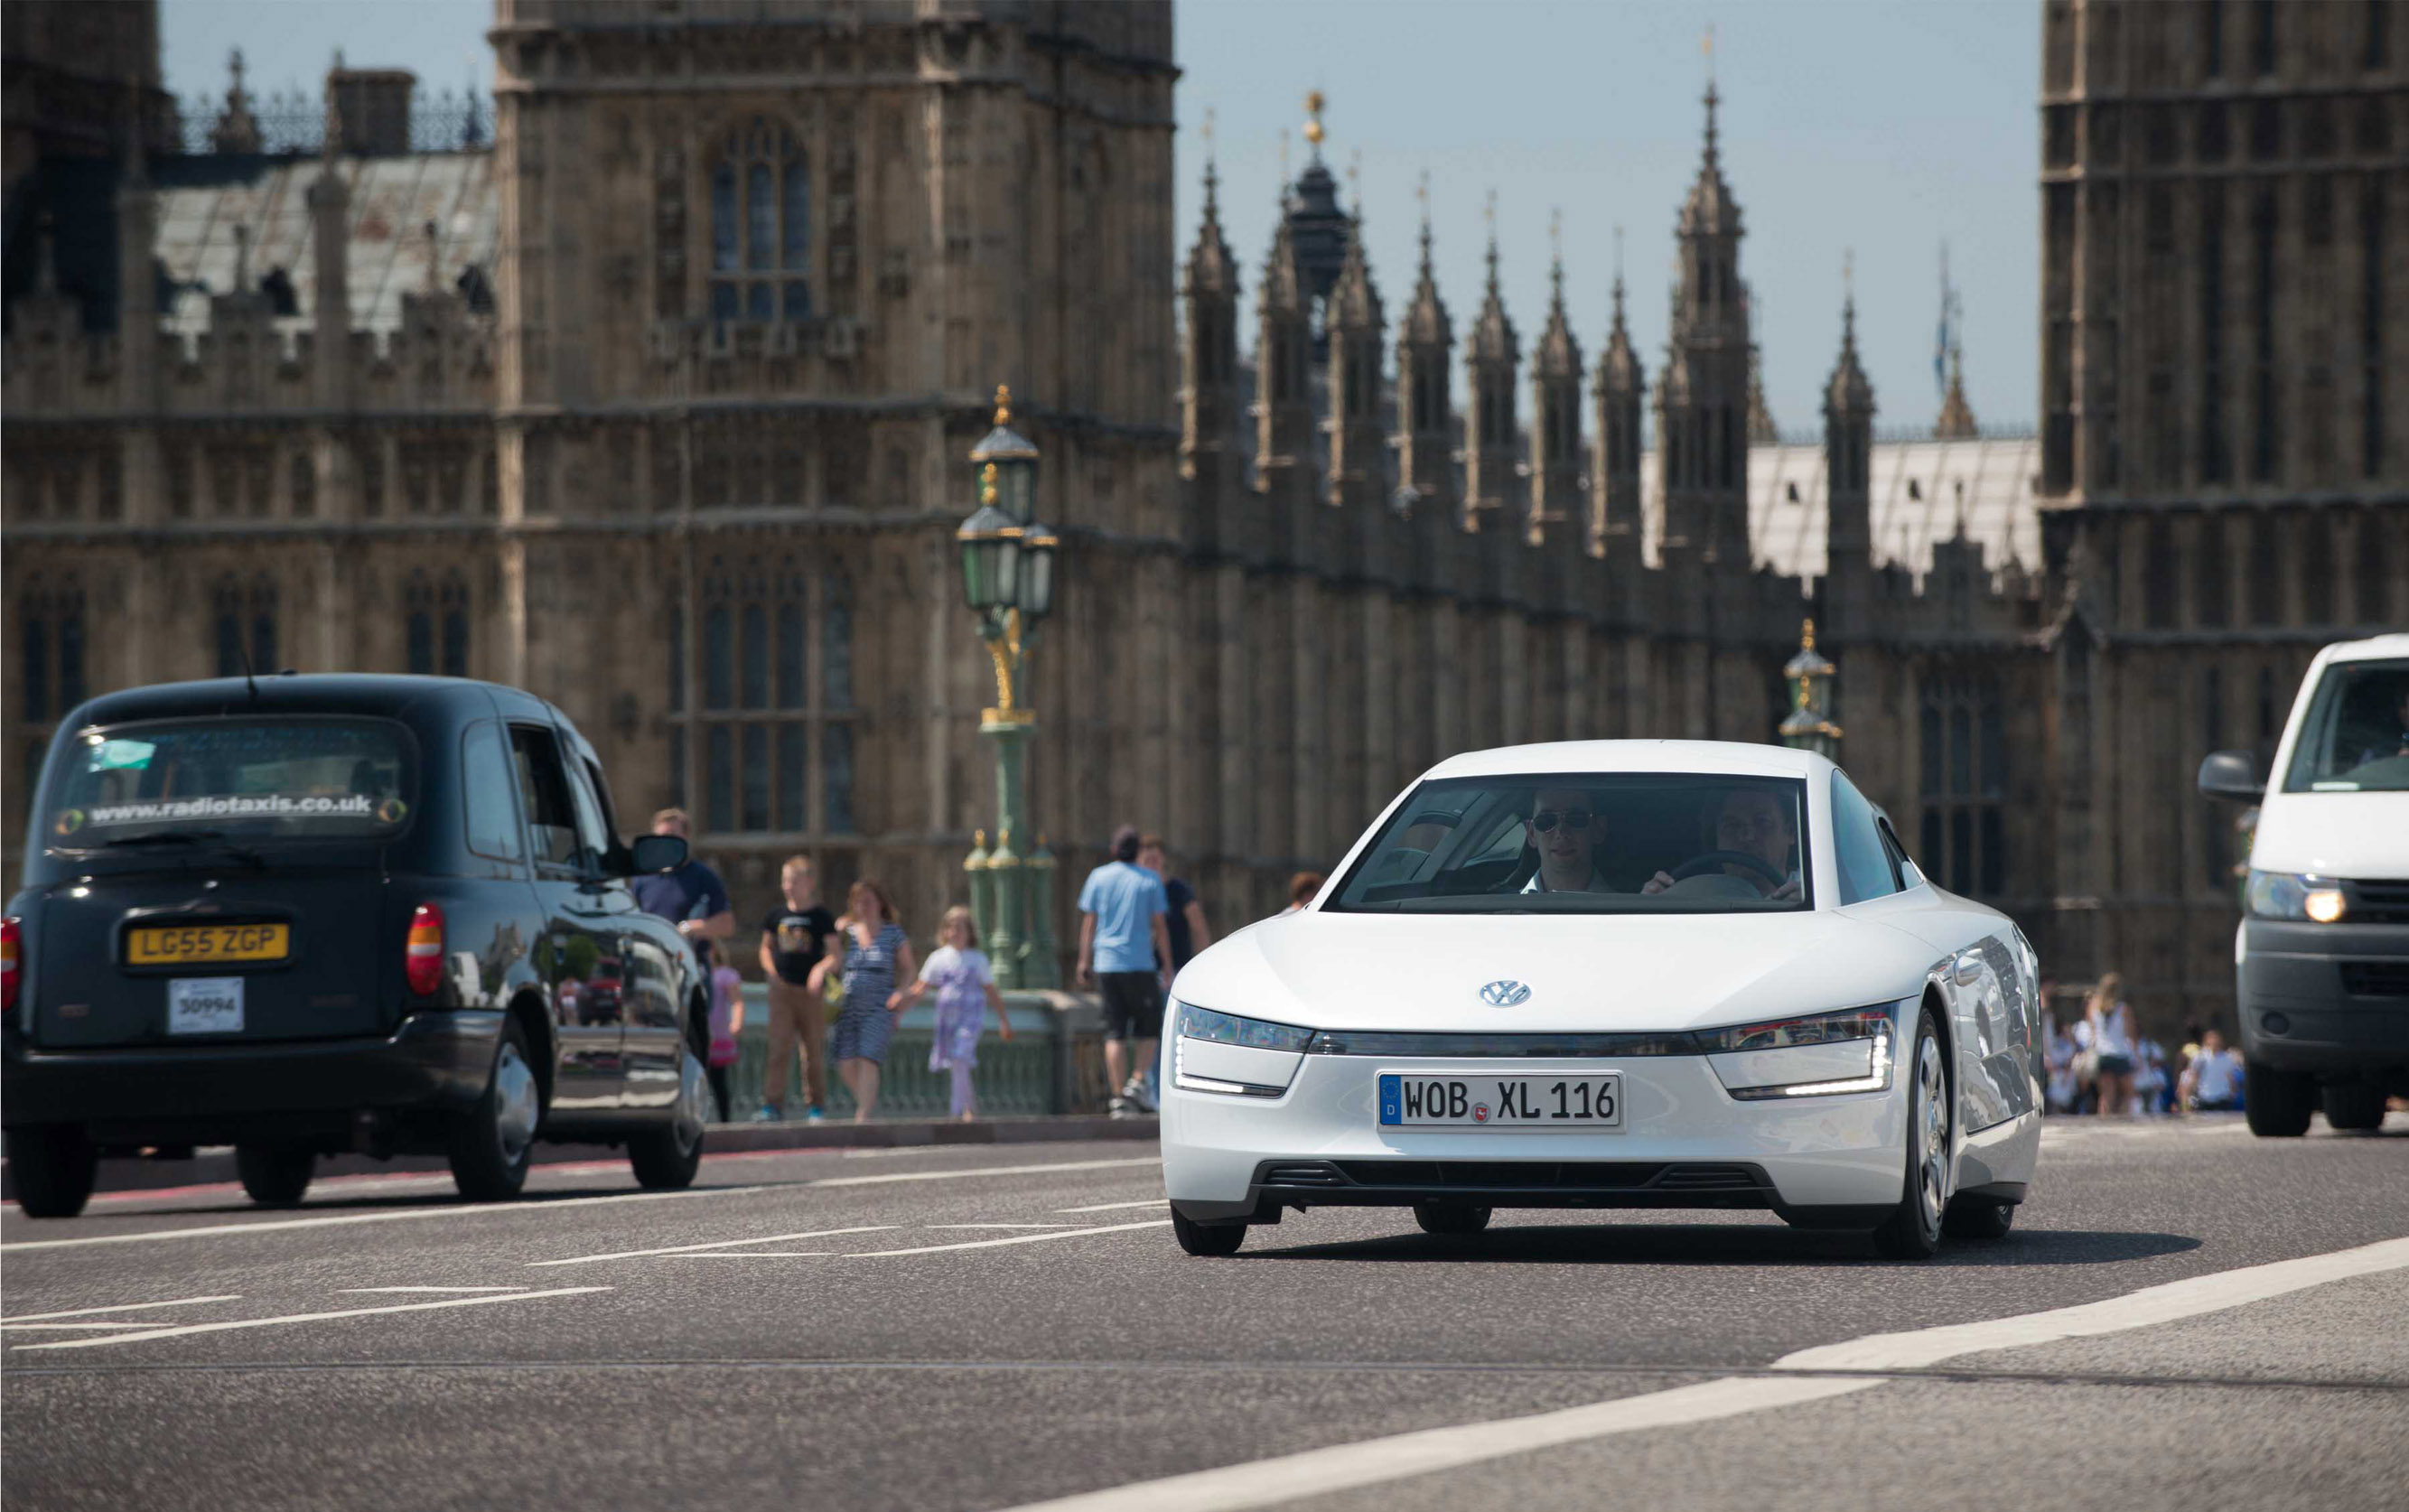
[214,576,278,677]
[406,572,471,677]
[16,577,85,723]
[670,555,851,837]
[710,117,810,323]
[1919,670,2007,896]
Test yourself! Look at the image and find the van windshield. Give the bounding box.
[1323,773,1813,913]
[2282,659,2409,793]
[44,718,417,849]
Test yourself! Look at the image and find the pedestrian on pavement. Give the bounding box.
[1078,825,1172,1117]
[2042,1013,2080,1115]
[1280,871,1324,916]
[2086,972,2138,1116]
[631,808,735,965]
[1138,835,1212,979]
[819,878,912,1123]
[2180,1029,2245,1112]
[892,905,1014,1122]
[755,855,839,1124]
[705,941,744,1122]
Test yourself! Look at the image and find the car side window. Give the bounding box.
[1876,815,1921,889]
[578,754,624,851]
[561,751,614,874]
[462,720,524,863]
[510,725,585,873]
[1829,770,1898,905]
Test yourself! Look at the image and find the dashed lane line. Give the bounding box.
[923,1224,1080,1230]
[10,1287,613,1353]
[529,1227,896,1268]
[992,1235,2409,1512]
[0,1295,243,1323]
[336,1287,530,1294]
[803,1157,1160,1189]
[1056,1199,1170,1214]
[0,1186,769,1254]
[639,1218,1177,1261]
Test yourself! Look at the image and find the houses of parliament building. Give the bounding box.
[4,0,2403,1033]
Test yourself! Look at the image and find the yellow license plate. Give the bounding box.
[126,923,290,966]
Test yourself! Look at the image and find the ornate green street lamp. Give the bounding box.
[1779,618,1843,761]
[958,387,1060,987]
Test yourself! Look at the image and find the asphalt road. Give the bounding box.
[5,1114,2405,1512]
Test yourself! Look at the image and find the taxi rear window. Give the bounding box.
[45,717,417,848]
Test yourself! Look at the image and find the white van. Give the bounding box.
[2199,633,2409,1137]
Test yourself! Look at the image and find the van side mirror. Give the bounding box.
[2198,750,2263,802]
[628,833,688,874]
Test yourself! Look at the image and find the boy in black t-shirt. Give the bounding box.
[755,854,840,1122]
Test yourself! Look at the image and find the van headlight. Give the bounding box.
[2246,871,2348,923]
[1700,1004,1898,1100]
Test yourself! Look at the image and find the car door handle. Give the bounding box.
[1954,951,1985,987]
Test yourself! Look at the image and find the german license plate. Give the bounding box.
[1379,1073,1623,1130]
[127,922,290,966]
[168,976,245,1035]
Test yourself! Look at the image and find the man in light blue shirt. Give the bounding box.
[1078,825,1172,1115]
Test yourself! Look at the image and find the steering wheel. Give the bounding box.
[1668,849,1787,891]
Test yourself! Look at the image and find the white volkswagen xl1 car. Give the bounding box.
[1160,741,2042,1259]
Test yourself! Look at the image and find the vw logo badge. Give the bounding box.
[1480,979,1531,1007]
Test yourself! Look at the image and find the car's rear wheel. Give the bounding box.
[2320,1081,2388,1133]
[1872,1006,1949,1261]
[235,1143,315,1207]
[630,1044,708,1190]
[5,1125,98,1219]
[1171,1209,1247,1257]
[1414,1199,1492,1237]
[2244,1059,2315,1137]
[449,1018,540,1201]
[1941,1193,2015,1240]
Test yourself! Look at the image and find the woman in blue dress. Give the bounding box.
[819,878,914,1122]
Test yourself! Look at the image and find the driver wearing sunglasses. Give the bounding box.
[1519,787,1617,894]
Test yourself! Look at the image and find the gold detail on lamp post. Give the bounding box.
[993,385,1013,425]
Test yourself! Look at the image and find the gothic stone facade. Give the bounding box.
[5,0,2404,1036]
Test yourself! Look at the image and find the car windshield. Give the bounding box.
[1324,772,1814,913]
[42,717,418,849]
[2282,659,2409,793]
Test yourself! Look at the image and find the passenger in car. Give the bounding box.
[1519,787,1618,894]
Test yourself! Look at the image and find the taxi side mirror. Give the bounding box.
[628,833,688,874]
[2197,750,2263,803]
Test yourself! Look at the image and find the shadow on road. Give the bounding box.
[1246,1223,2203,1268]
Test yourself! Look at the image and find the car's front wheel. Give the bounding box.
[235,1143,315,1207]
[2244,1059,2315,1137]
[2321,1081,2388,1133]
[1414,1199,1492,1237]
[5,1125,97,1219]
[630,1044,708,1190]
[1872,1005,1949,1261]
[449,1018,540,1201]
[1171,1209,1247,1256]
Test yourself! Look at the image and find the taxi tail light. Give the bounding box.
[1,915,21,1014]
[404,903,444,996]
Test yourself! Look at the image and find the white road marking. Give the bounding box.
[993,1235,2409,1512]
[923,1223,1079,1230]
[805,1157,1160,1190]
[335,1286,530,1294]
[1055,1199,1170,1214]
[3,1321,203,1330]
[11,1287,612,1353]
[840,1219,1172,1258]
[1,1185,768,1254]
[0,1294,243,1323]
[529,1226,896,1268]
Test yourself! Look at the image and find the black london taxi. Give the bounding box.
[4,675,710,1217]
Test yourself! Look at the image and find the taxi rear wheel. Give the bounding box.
[1171,1209,1247,1257]
[1414,1199,1493,1236]
[235,1143,315,1207]
[5,1125,97,1219]
[450,1019,539,1201]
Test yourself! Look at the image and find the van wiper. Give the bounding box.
[98,831,266,868]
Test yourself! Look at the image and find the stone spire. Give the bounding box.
[1254,174,1314,511]
[210,48,264,154]
[1935,342,1979,440]
[1593,226,1646,554]
[1396,170,1455,513]
[1464,191,1520,525]
[1326,170,1387,511]
[1181,107,1243,537]
[1823,252,1877,636]
[1529,210,1583,541]
[1659,74,1751,567]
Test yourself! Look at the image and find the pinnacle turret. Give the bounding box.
[1824,259,1873,417]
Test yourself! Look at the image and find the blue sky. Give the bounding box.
[163,0,2040,435]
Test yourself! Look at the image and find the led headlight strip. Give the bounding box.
[1702,1003,1898,1100]
[1172,1002,1308,1097]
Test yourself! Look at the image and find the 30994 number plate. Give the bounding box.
[1377,1073,1623,1130]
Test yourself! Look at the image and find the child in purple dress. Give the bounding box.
[889,906,1013,1121]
